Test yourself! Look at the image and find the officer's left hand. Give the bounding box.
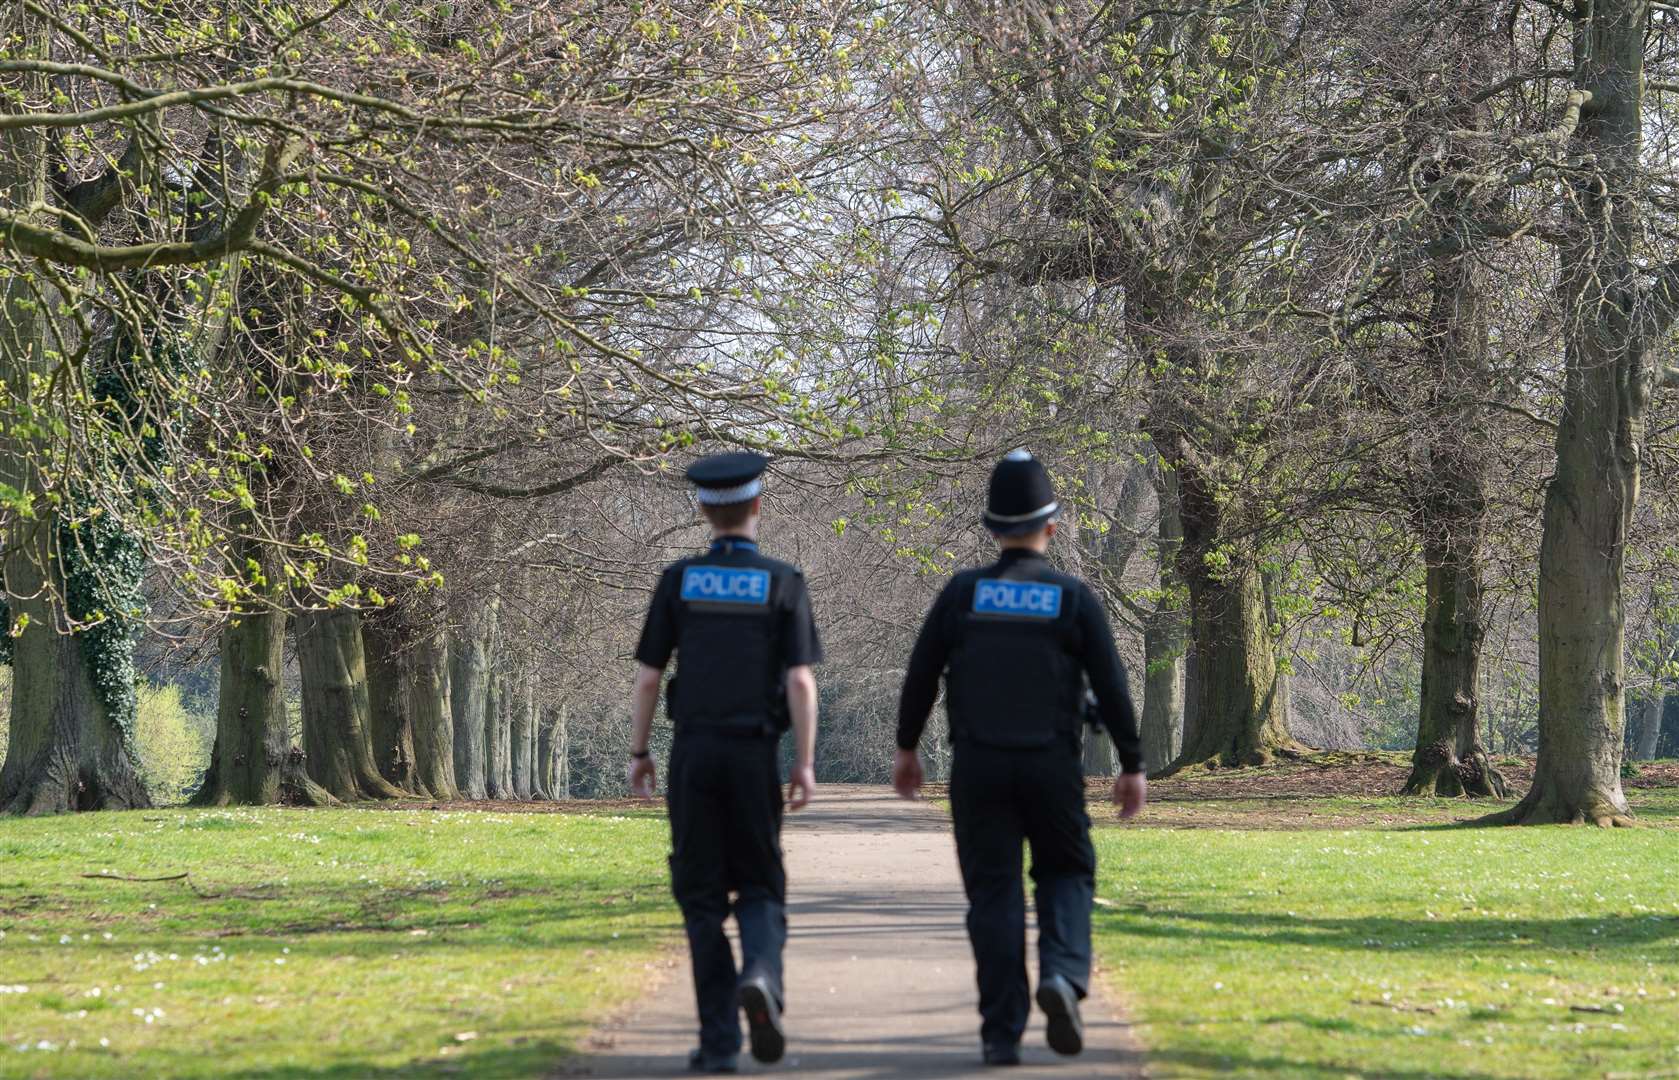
[627,755,657,798]
[892,748,924,800]
[786,763,816,811]
[1112,771,1146,819]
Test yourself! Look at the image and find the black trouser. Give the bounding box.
[667,729,788,1059]
[949,737,1095,1048]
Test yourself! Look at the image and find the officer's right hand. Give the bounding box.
[892,748,924,800]
[1112,771,1146,819]
[786,763,816,811]
[627,755,657,798]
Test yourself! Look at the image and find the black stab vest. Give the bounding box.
[668,542,789,735]
[945,560,1082,748]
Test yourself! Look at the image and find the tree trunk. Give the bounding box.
[1402,537,1507,797]
[1081,729,1113,776]
[296,609,407,801]
[1153,442,1295,772]
[484,669,511,799]
[1138,312,1293,774]
[0,16,144,816]
[542,704,571,800]
[448,594,498,799]
[1487,5,1647,827]
[0,555,151,815]
[363,609,422,795]
[192,525,331,807]
[528,689,541,795]
[1402,530,1506,797]
[1141,464,1187,772]
[1629,694,1662,762]
[1392,41,1506,800]
[364,601,460,798]
[1181,645,1200,752]
[1167,551,1293,771]
[535,705,554,800]
[510,670,534,799]
[406,612,457,801]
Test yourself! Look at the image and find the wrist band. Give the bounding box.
[630,749,651,760]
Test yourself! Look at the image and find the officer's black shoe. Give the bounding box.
[737,975,786,1064]
[982,1042,1021,1066]
[1035,973,1084,1056]
[686,1047,739,1074]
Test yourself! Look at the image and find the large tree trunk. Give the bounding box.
[1168,553,1292,771]
[1140,464,1187,772]
[1402,249,1505,798]
[1488,5,1648,827]
[1155,443,1295,772]
[0,555,150,815]
[1629,694,1662,762]
[363,599,460,799]
[534,705,554,800]
[510,670,534,799]
[539,703,571,800]
[1403,534,1506,797]
[0,15,147,816]
[449,594,498,799]
[1081,729,1113,776]
[193,525,331,807]
[297,609,407,801]
[484,670,512,799]
[1138,313,1293,774]
[404,609,457,801]
[363,608,421,795]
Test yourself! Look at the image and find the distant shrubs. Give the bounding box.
[132,683,214,805]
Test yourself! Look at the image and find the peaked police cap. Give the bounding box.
[983,449,1059,536]
[686,451,768,506]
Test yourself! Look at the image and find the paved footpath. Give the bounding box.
[581,785,1145,1078]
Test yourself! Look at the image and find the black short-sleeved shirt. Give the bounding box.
[895,548,1144,773]
[635,539,824,673]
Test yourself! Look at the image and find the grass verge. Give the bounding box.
[0,806,673,1079]
[1094,806,1679,1077]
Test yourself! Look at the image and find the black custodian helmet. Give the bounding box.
[982,449,1059,536]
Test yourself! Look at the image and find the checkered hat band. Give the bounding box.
[695,478,762,506]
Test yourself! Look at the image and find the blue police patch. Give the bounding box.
[973,578,1062,618]
[681,565,771,606]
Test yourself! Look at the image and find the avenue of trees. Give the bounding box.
[3,0,1678,824]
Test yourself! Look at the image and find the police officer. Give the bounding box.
[627,451,822,1074]
[892,449,1146,1067]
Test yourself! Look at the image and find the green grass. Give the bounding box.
[1094,825,1679,1078]
[0,806,674,1079]
[1103,785,1679,831]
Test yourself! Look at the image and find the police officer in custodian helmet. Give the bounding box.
[627,451,823,1074]
[893,449,1147,1067]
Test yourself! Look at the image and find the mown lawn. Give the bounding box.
[0,806,674,1079]
[1094,784,1679,1079]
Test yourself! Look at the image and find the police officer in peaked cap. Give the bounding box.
[627,451,823,1074]
[893,449,1146,1067]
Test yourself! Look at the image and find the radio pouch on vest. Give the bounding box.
[948,577,1078,749]
[673,563,781,734]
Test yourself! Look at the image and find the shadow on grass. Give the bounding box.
[1097,906,1679,954]
[135,1038,580,1080]
[1147,1046,1505,1080]
[2,873,675,967]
